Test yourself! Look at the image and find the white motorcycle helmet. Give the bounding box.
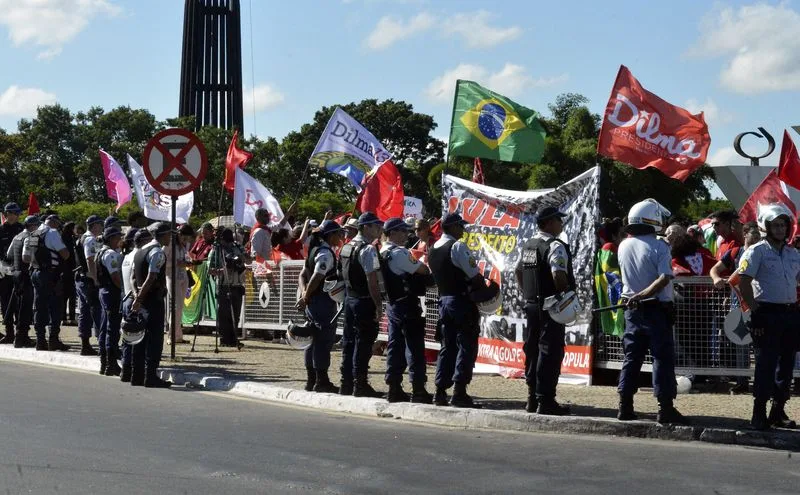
[757,203,794,238]
[470,280,501,315]
[323,280,346,304]
[542,291,582,325]
[626,199,672,233]
[286,320,315,350]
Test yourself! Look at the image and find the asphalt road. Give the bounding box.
[0,362,798,494]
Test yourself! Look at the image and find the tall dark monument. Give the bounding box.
[179,0,244,132]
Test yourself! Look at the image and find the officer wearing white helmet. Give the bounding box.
[617,199,688,425]
[380,217,436,404]
[515,206,575,416]
[737,203,800,430]
[294,219,346,394]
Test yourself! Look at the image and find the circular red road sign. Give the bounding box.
[142,128,208,196]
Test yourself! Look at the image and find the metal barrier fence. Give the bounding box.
[594,276,755,376]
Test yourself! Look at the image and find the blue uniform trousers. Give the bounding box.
[750,304,800,403]
[75,277,101,340]
[121,297,133,373]
[523,302,565,400]
[385,297,427,385]
[340,296,379,380]
[1,277,15,329]
[13,274,33,334]
[98,287,121,359]
[617,302,677,401]
[31,269,63,340]
[303,292,338,371]
[434,296,480,389]
[132,294,165,379]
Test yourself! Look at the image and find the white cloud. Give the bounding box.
[364,12,435,50]
[0,0,121,59]
[0,86,57,117]
[683,97,733,126]
[243,84,285,113]
[706,146,745,167]
[424,63,568,103]
[442,11,521,48]
[689,4,800,93]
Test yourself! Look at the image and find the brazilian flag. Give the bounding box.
[448,80,546,163]
[594,245,624,336]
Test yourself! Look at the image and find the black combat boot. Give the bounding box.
[104,353,121,377]
[130,367,145,387]
[13,329,35,348]
[386,381,411,403]
[433,386,449,406]
[353,374,383,398]
[0,327,15,344]
[751,399,770,430]
[657,400,690,425]
[339,377,354,396]
[410,382,433,404]
[98,348,107,376]
[450,382,481,409]
[304,368,316,391]
[48,337,70,352]
[768,400,797,428]
[525,385,538,413]
[537,398,570,416]
[144,370,172,388]
[35,336,48,351]
[80,338,98,356]
[313,370,339,394]
[120,365,132,383]
[617,394,637,421]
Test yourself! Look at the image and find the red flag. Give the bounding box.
[223,130,253,194]
[472,157,485,184]
[429,218,442,240]
[597,65,710,181]
[28,192,40,215]
[778,130,800,190]
[739,169,797,230]
[355,160,404,221]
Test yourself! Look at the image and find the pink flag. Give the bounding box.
[99,149,132,211]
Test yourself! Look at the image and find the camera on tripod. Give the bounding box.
[224,253,245,274]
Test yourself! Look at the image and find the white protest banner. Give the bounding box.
[127,154,193,223]
[233,169,283,228]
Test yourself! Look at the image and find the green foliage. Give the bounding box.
[298,191,354,220]
[679,197,734,222]
[48,201,143,224]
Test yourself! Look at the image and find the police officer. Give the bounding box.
[96,227,124,377]
[0,202,24,342]
[339,212,384,397]
[120,228,151,383]
[429,213,488,408]
[515,206,574,415]
[380,217,435,403]
[104,216,123,230]
[131,222,173,388]
[23,214,71,351]
[209,228,249,348]
[295,220,345,393]
[75,215,103,356]
[737,203,800,430]
[617,199,688,425]
[5,215,40,348]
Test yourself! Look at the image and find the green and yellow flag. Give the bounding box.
[593,245,624,337]
[448,80,546,163]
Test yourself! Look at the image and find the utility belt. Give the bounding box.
[757,302,798,312]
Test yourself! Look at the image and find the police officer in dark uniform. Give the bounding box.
[0,202,24,343]
[120,228,152,383]
[75,215,103,356]
[96,227,124,377]
[5,215,40,348]
[429,213,487,408]
[131,222,172,388]
[296,220,345,393]
[380,217,435,403]
[23,214,71,351]
[339,212,384,397]
[515,206,574,415]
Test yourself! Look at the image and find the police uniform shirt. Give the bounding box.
[618,233,674,302]
[0,222,21,262]
[433,233,480,279]
[524,232,569,275]
[121,248,137,296]
[142,239,166,274]
[312,241,335,276]
[7,230,30,275]
[352,233,380,275]
[380,240,421,276]
[23,225,66,268]
[738,240,800,304]
[100,248,122,283]
[82,232,99,261]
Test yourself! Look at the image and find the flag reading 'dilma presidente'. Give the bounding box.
[233,169,284,228]
[448,80,546,163]
[309,108,393,191]
[128,155,194,223]
[597,65,710,181]
[99,149,132,211]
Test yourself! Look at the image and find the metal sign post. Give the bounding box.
[170,196,177,360]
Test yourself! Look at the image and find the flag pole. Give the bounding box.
[293,161,313,204]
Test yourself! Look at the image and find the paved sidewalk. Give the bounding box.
[3,324,800,450]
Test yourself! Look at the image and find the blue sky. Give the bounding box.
[2,0,800,198]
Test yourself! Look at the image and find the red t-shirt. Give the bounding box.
[672,251,717,276]
[189,238,214,262]
[276,240,305,260]
[716,237,742,261]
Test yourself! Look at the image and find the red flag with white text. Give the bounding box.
[597,65,710,181]
[739,169,797,230]
[777,130,800,191]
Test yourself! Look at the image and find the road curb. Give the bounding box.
[2,346,800,450]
